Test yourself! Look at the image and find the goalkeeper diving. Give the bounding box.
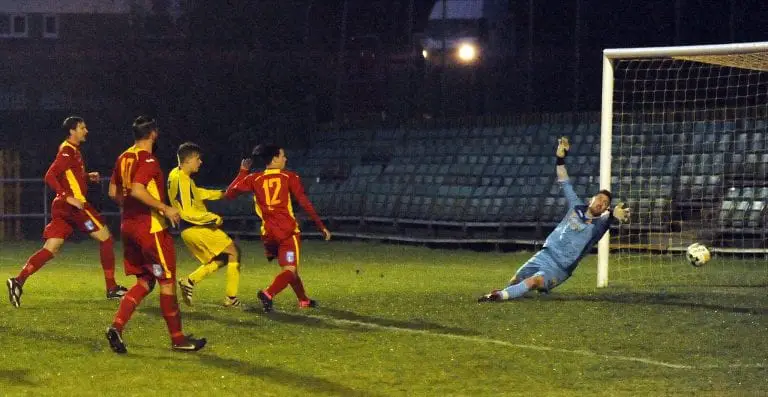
[478,137,630,302]
[169,142,243,307]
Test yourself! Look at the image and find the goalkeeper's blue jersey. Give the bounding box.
[543,179,614,274]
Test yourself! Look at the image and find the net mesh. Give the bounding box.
[609,50,768,290]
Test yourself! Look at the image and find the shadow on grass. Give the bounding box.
[258,310,369,331]
[0,324,107,352]
[198,354,379,397]
[139,306,266,329]
[545,291,768,315]
[314,307,480,336]
[0,369,38,387]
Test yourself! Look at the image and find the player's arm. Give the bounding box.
[554,137,582,208]
[197,187,224,201]
[223,159,253,199]
[108,160,123,207]
[132,157,180,226]
[289,174,331,240]
[555,136,570,182]
[44,147,83,209]
[44,147,71,196]
[130,182,179,226]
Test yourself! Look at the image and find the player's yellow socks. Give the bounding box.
[188,260,222,284]
[225,261,240,297]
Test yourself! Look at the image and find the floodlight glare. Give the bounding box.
[457,43,477,63]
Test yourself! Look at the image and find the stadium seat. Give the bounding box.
[731,201,751,228]
[689,176,706,199]
[751,132,765,153]
[717,133,733,153]
[703,175,722,200]
[718,200,735,227]
[747,201,765,228]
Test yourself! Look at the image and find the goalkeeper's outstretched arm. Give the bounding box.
[555,137,570,181]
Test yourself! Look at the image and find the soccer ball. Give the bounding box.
[686,243,711,267]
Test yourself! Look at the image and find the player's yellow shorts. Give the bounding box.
[180,226,234,264]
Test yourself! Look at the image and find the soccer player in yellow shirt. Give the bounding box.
[168,142,242,307]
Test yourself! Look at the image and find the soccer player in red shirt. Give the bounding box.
[225,144,331,312]
[105,116,205,353]
[6,116,127,308]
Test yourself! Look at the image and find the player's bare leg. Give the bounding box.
[89,227,127,299]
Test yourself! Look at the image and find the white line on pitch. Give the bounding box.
[293,313,763,370]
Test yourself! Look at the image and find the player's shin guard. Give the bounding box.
[112,283,150,332]
[265,269,296,298]
[100,237,117,290]
[225,261,240,298]
[159,290,185,345]
[16,248,54,285]
[289,275,309,301]
[500,282,530,300]
[188,261,222,284]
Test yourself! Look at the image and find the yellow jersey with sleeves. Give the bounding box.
[167,167,224,230]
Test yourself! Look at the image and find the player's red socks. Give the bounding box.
[112,283,150,332]
[16,248,54,285]
[290,275,309,301]
[100,237,117,290]
[159,292,185,345]
[266,269,296,298]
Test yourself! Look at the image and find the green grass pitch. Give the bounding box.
[0,239,766,396]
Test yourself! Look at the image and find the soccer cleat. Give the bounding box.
[172,335,207,352]
[7,278,22,308]
[106,326,127,354]
[223,296,241,307]
[178,278,194,306]
[106,285,128,300]
[298,299,317,309]
[256,290,273,313]
[477,290,503,303]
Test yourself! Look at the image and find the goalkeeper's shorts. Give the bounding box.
[511,250,570,292]
[181,226,234,264]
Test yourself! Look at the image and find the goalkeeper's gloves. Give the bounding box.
[556,137,570,165]
[612,202,630,223]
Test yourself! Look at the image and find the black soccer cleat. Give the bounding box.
[477,290,503,303]
[106,285,128,300]
[257,290,273,313]
[7,278,22,308]
[106,326,128,354]
[172,335,207,352]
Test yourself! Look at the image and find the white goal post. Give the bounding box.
[598,41,768,288]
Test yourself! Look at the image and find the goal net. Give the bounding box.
[599,42,768,290]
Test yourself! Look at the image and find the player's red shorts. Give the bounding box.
[43,197,106,239]
[262,233,301,267]
[121,227,176,281]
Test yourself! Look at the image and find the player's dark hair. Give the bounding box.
[597,189,612,203]
[132,115,159,140]
[252,144,282,166]
[177,142,202,164]
[62,116,84,133]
